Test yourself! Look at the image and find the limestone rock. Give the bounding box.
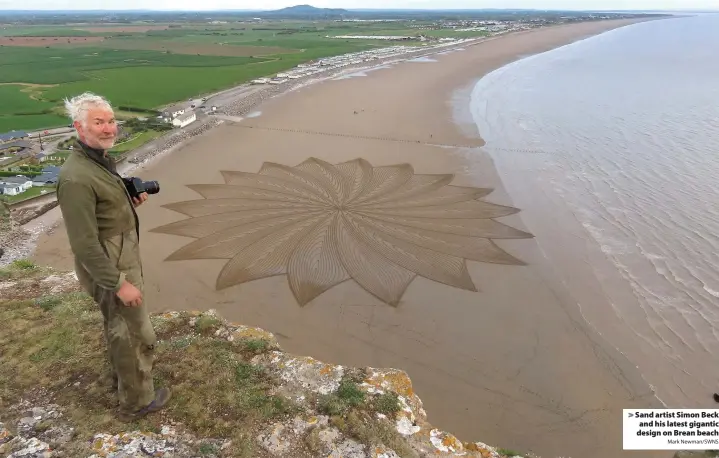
[87,429,201,457]
[39,426,74,448]
[396,416,420,436]
[313,427,366,457]
[370,446,401,458]
[257,423,293,455]
[257,416,332,456]
[0,422,12,445]
[253,351,345,396]
[16,416,40,437]
[429,429,465,454]
[327,436,366,458]
[4,437,52,458]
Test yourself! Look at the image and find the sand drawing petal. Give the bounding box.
[344,213,477,292]
[360,200,520,219]
[356,212,533,239]
[186,184,319,206]
[336,214,416,306]
[295,158,350,206]
[162,198,310,218]
[335,158,373,204]
[259,161,337,205]
[355,184,492,209]
[220,170,332,205]
[287,213,350,306]
[164,211,323,261]
[361,174,455,206]
[215,213,327,290]
[150,208,312,239]
[351,213,526,265]
[348,164,414,206]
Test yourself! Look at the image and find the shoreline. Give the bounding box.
[30,18,670,458]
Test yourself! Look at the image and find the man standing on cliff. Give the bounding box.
[56,92,170,421]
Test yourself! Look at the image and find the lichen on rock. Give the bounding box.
[254,351,346,397]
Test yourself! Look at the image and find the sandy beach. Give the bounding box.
[31,19,671,458]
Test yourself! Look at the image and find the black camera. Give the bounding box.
[123,177,160,199]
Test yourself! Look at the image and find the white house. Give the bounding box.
[0,183,22,196]
[172,111,196,128]
[0,175,32,191]
[162,103,188,119]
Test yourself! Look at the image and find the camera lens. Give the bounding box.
[143,180,160,195]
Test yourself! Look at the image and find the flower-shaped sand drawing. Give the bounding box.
[150,158,533,306]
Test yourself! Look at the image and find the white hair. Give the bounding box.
[63,92,114,127]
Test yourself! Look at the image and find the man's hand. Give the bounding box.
[132,192,148,207]
[116,280,143,307]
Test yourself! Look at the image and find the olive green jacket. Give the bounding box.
[56,141,141,295]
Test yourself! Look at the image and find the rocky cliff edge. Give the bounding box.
[0,260,705,458]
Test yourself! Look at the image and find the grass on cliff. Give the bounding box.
[0,261,295,457]
[311,372,417,458]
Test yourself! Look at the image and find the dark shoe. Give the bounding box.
[117,388,171,422]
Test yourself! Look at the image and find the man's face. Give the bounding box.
[75,106,117,151]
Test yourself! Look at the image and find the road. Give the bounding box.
[27,126,74,138]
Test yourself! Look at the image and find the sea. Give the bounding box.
[470,14,719,409]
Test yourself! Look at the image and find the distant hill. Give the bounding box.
[263,4,349,17]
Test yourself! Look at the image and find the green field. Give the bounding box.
[0,85,68,131]
[0,26,95,37]
[0,47,275,85]
[0,19,489,132]
[0,85,53,115]
[108,129,163,156]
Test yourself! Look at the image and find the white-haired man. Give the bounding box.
[56,92,170,421]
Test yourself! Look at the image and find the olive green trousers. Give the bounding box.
[78,264,157,414]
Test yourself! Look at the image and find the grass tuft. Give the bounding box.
[34,295,63,311]
[317,379,366,416]
[198,443,218,455]
[330,410,417,458]
[373,391,401,415]
[0,259,51,281]
[194,315,222,335]
[243,338,269,354]
[11,259,37,270]
[337,379,366,406]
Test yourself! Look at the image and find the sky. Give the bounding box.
[1,0,718,11]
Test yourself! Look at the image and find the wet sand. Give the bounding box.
[33,19,670,458]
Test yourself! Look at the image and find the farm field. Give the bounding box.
[0,84,68,131]
[108,129,164,156]
[0,19,489,132]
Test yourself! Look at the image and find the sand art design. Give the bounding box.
[151,158,533,306]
